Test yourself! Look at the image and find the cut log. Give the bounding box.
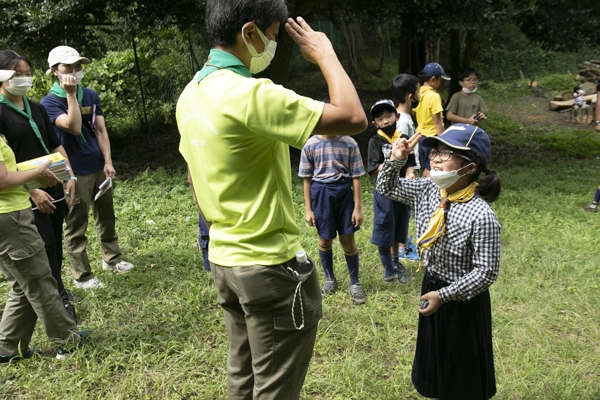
[549,94,596,111]
[581,81,597,94]
[580,62,600,75]
[562,91,574,101]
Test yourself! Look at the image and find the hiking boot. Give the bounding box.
[73,277,105,290]
[102,260,134,273]
[64,301,78,324]
[56,330,90,361]
[348,284,367,305]
[584,202,598,213]
[0,349,39,367]
[396,263,413,284]
[322,279,338,295]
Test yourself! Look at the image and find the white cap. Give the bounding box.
[46,46,90,74]
[0,69,15,82]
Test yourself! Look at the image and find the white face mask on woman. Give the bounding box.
[243,25,277,74]
[58,70,84,85]
[3,76,33,96]
[429,163,473,189]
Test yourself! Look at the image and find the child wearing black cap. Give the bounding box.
[367,99,416,283]
[376,123,501,399]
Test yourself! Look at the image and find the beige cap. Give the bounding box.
[0,69,15,82]
[46,46,90,74]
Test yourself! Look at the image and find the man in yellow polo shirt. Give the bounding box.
[176,1,367,398]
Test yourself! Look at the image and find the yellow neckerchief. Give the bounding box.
[416,182,478,270]
[377,129,400,144]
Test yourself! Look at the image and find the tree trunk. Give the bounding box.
[398,35,411,74]
[376,24,385,75]
[433,37,440,63]
[351,22,365,68]
[450,29,461,96]
[267,29,296,84]
[462,30,477,68]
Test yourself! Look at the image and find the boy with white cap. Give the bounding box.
[40,46,134,290]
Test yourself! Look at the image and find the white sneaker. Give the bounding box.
[73,277,105,290]
[102,260,134,273]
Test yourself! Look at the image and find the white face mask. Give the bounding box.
[429,163,473,189]
[58,70,84,85]
[243,25,277,74]
[462,86,477,94]
[4,77,33,96]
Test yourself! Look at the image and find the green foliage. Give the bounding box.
[537,74,577,92]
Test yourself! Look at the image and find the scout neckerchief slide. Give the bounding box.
[416,182,478,270]
[377,129,401,144]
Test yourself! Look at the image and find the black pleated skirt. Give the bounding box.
[412,270,496,400]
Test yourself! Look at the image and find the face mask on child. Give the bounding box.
[3,77,33,96]
[379,125,396,136]
[243,25,277,74]
[462,87,477,94]
[429,163,473,189]
[58,70,84,85]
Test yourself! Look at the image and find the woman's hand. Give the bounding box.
[30,188,57,214]
[64,179,76,208]
[34,160,61,188]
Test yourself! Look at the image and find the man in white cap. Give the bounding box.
[40,46,134,290]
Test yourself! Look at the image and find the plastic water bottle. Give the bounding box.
[291,250,314,282]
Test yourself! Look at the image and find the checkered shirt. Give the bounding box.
[376,146,501,303]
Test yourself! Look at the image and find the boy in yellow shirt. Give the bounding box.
[415,62,450,177]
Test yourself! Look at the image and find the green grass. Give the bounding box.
[2,87,600,398]
[2,159,600,399]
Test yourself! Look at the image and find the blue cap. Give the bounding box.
[370,99,396,119]
[422,123,491,161]
[422,62,450,80]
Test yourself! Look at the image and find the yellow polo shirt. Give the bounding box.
[0,138,32,213]
[415,86,444,137]
[177,69,324,266]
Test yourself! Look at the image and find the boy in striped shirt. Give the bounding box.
[299,125,366,304]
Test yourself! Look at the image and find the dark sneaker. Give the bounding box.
[66,290,83,304]
[0,348,39,367]
[383,272,398,283]
[322,279,338,295]
[56,329,90,360]
[584,202,598,213]
[64,301,78,324]
[349,284,367,305]
[396,263,413,284]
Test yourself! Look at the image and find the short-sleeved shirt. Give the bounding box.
[368,133,415,179]
[396,112,420,169]
[0,138,31,214]
[40,88,105,175]
[0,101,64,202]
[415,86,444,137]
[445,92,488,122]
[177,68,323,267]
[298,136,365,183]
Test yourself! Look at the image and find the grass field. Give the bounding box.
[1,82,600,399]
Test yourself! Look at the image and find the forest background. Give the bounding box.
[1,1,600,399]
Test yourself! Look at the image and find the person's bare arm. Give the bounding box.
[53,75,82,135]
[446,111,477,125]
[285,17,367,136]
[351,177,363,227]
[94,116,116,179]
[433,113,444,136]
[0,160,60,192]
[303,178,316,226]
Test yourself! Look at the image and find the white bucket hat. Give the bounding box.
[0,69,15,82]
[46,46,90,74]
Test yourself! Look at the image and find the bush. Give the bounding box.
[537,74,576,92]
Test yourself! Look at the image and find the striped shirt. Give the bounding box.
[375,146,501,303]
[298,136,365,183]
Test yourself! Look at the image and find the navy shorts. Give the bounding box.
[370,190,410,248]
[418,136,431,171]
[311,180,359,240]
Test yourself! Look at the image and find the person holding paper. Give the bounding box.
[0,68,85,366]
[41,46,134,290]
[0,50,78,322]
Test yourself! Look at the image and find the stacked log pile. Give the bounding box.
[577,60,600,83]
[549,59,599,110]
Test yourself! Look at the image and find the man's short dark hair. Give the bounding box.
[206,0,289,48]
[392,74,419,104]
[458,67,480,82]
